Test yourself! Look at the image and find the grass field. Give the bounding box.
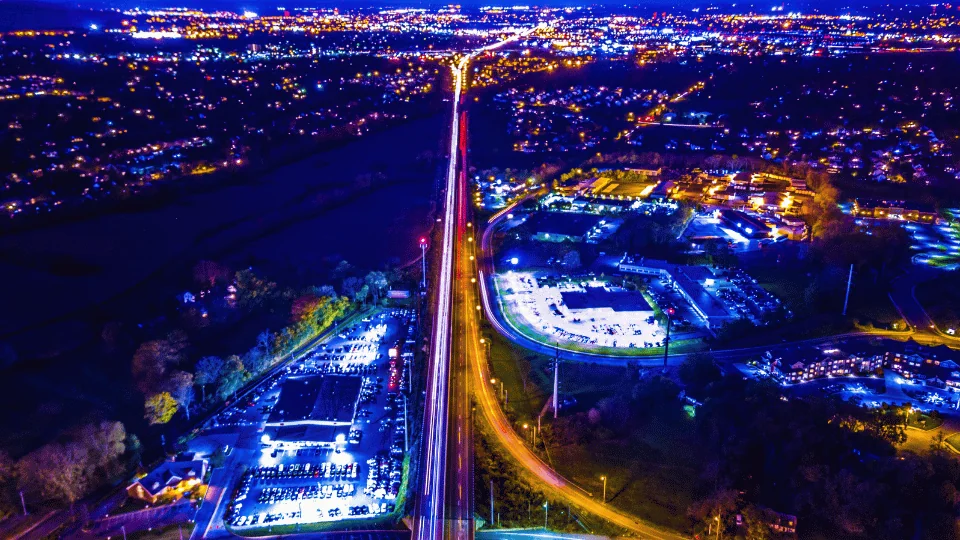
[546,425,698,533]
[482,320,698,533]
[945,433,960,454]
[908,413,945,431]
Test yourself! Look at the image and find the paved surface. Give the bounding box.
[72,500,196,539]
[477,529,611,540]
[414,27,540,540]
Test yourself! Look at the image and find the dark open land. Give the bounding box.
[0,115,443,455]
[0,114,443,356]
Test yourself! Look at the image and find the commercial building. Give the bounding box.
[852,198,941,225]
[264,374,363,445]
[885,344,960,390]
[761,346,882,383]
[617,256,735,329]
[719,209,773,239]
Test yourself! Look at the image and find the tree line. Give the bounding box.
[538,353,960,539]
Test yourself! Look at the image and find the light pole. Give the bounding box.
[543,500,549,530]
[600,475,607,503]
[121,525,127,540]
[19,490,27,515]
[490,377,504,401]
[419,237,428,290]
[662,307,675,373]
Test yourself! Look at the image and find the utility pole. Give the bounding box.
[19,491,27,515]
[403,394,409,452]
[600,476,607,503]
[490,480,495,527]
[544,501,549,530]
[663,307,675,373]
[553,343,559,419]
[533,412,547,450]
[419,238,428,290]
[122,525,128,540]
[842,263,853,316]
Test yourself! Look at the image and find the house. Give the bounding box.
[127,459,208,504]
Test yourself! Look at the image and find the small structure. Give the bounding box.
[127,459,208,504]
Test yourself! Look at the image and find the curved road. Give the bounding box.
[462,207,688,538]
[476,201,931,366]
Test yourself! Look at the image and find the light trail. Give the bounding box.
[416,27,538,540]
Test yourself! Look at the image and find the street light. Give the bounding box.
[600,475,607,503]
[419,237,428,290]
[663,307,675,373]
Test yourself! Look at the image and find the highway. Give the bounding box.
[462,197,688,539]
[424,21,688,540]
[415,19,950,540]
[415,27,539,540]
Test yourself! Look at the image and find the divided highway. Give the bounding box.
[415,28,538,540]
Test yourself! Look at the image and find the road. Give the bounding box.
[476,201,930,367]
[461,193,688,539]
[431,22,687,540]
[415,25,545,540]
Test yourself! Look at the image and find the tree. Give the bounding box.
[17,443,89,508]
[931,430,947,456]
[77,421,126,478]
[560,250,581,270]
[355,284,370,306]
[242,349,269,377]
[332,260,353,280]
[678,352,722,395]
[256,330,272,357]
[193,260,230,288]
[688,489,739,540]
[365,271,389,305]
[234,268,277,308]
[166,371,195,421]
[741,506,773,540]
[144,392,179,425]
[217,356,247,401]
[868,404,908,446]
[194,356,224,403]
[131,336,187,395]
[342,276,362,299]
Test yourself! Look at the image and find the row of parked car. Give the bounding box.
[250,461,360,481]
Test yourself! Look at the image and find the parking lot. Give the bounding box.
[497,271,672,349]
[220,308,417,531]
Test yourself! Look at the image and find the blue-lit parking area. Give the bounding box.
[223,309,417,532]
[853,212,960,270]
[903,214,960,270]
